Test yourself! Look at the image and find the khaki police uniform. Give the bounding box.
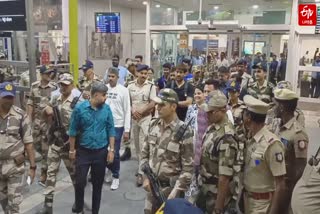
[78,74,102,93]
[291,147,320,214]
[243,95,286,214]
[140,89,194,214]
[27,80,58,175]
[0,102,33,213]
[197,90,240,213]
[128,79,156,174]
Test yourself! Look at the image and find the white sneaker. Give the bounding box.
[110,178,119,190]
[104,170,112,183]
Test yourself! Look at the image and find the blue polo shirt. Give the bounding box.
[69,100,116,149]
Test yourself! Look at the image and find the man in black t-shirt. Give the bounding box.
[166,65,194,121]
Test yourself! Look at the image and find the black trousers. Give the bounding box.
[74,146,107,214]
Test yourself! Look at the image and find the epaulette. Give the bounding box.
[49,81,58,89]
[224,123,235,135]
[293,120,303,133]
[266,134,278,145]
[127,80,135,85]
[147,80,154,85]
[12,105,25,117]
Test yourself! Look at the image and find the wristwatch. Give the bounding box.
[109,148,115,152]
[214,208,223,214]
[30,165,37,170]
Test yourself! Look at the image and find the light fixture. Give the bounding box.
[214,6,219,10]
[142,1,147,5]
[155,4,160,8]
[316,0,320,2]
[252,5,259,9]
[167,8,172,11]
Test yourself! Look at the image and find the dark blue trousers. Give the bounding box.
[107,127,124,178]
[75,146,107,214]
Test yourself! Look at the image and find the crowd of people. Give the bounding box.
[0,51,319,214]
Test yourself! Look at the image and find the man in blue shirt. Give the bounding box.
[69,82,115,214]
[157,63,172,90]
[104,55,129,85]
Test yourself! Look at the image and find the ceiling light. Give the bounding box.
[316,0,320,2]
[167,8,172,11]
[252,5,259,9]
[214,6,219,10]
[142,1,147,5]
[155,4,160,8]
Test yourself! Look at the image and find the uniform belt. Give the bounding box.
[245,190,274,200]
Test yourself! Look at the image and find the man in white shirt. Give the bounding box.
[216,52,230,68]
[105,67,131,190]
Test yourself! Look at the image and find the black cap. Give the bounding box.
[237,59,247,65]
[182,58,191,64]
[252,62,267,72]
[136,64,149,72]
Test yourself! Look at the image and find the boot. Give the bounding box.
[120,147,131,161]
[36,196,53,214]
[38,169,47,187]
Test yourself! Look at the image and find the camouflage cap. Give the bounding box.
[243,95,269,114]
[274,88,298,100]
[276,80,293,90]
[153,88,179,104]
[201,90,227,112]
[192,65,202,73]
[58,73,74,85]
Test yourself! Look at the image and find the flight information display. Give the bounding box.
[0,0,26,31]
[95,12,121,33]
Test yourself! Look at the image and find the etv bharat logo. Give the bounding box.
[299,4,317,26]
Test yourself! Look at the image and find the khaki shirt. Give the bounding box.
[244,127,286,193]
[278,117,308,179]
[0,106,33,159]
[266,106,305,130]
[140,117,194,191]
[127,79,156,112]
[246,80,274,104]
[27,81,58,118]
[200,117,239,191]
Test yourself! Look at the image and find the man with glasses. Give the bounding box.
[127,64,156,187]
[197,90,239,214]
[240,63,274,104]
[104,55,129,86]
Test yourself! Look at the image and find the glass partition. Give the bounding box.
[151,0,292,25]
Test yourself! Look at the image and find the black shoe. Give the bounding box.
[35,206,52,214]
[72,203,83,214]
[120,147,131,161]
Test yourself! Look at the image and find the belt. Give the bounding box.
[246,190,274,200]
[78,145,107,152]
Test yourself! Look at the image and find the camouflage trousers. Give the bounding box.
[43,144,75,206]
[0,159,25,214]
[196,184,237,214]
[144,186,172,214]
[32,118,49,172]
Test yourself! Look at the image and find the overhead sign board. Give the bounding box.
[0,0,26,31]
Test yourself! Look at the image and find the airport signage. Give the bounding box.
[299,4,317,26]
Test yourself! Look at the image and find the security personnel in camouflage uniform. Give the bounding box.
[78,60,102,100]
[197,90,239,214]
[36,73,78,214]
[0,82,36,214]
[226,80,246,199]
[266,81,305,131]
[242,95,286,214]
[140,89,194,214]
[27,65,58,185]
[241,63,274,104]
[272,88,309,214]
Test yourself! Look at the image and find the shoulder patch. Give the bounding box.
[275,152,284,162]
[298,140,307,150]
